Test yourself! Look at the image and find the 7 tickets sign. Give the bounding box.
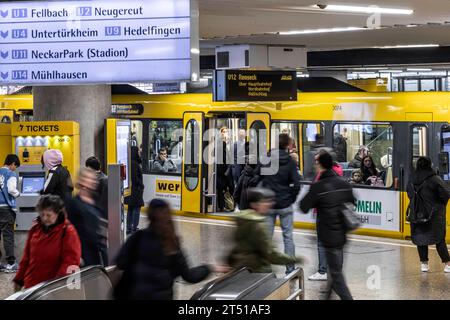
[0,0,192,84]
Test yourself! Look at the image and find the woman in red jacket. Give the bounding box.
[13,195,81,290]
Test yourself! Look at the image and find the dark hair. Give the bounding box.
[147,199,179,255]
[85,156,101,171]
[247,188,275,205]
[416,156,432,171]
[4,154,20,167]
[316,150,333,170]
[159,147,168,154]
[315,134,324,144]
[362,155,377,171]
[279,133,290,150]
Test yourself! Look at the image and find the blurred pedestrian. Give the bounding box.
[125,146,145,235]
[13,195,81,290]
[303,134,333,180]
[228,188,303,273]
[114,199,227,300]
[41,149,73,200]
[261,133,301,274]
[233,146,261,211]
[65,168,106,266]
[85,156,108,219]
[407,156,450,273]
[300,150,355,300]
[0,154,20,273]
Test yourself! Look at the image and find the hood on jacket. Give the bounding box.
[269,149,291,165]
[43,149,63,170]
[318,169,338,181]
[412,168,436,185]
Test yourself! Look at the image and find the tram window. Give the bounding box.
[130,121,142,148]
[148,120,183,175]
[411,126,427,169]
[271,122,299,167]
[441,125,450,181]
[184,119,199,191]
[249,120,267,161]
[300,123,323,181]
[334,123,394,187]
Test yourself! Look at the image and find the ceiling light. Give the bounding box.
[313,4,413,15]
[378,70,403,73]
[407,68,432,72]
[376,44,439,49]
[279,26,366,35]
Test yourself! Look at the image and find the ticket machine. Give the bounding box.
[11,121,80,230]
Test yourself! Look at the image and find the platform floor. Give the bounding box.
[1,215,449,300]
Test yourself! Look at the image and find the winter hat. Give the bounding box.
[43,149,63,170]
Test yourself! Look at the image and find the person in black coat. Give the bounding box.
[299,150,355,300]
[406,156,450,273]
[41,149,74,200]
[65,168,106,266]
[125,146,144,235]
[233,152,261,211]
[114,199,226,300]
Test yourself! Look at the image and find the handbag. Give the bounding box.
[341,203,361,232]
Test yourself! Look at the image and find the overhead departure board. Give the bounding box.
[0,0,191,85]
[214,70,297,101]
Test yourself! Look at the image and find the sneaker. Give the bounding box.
[421,263,429,272]
[308,272,328,281]
[4,263,18,273]
[444,264,450,273]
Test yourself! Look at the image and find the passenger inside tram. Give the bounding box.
[334,123,394,187]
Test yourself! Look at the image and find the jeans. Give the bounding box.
[318,240,328,274]
[126,206,141,234]
[323,246,353,300]
[0,207,16,264]
[417,239,450,263]
[266,209,295,274]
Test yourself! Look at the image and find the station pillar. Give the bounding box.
[33,85,111,165]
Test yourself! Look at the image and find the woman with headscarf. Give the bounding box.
[125,146,144,235]
[41,149,73,200]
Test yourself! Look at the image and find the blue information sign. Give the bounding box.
[0,0,192,84]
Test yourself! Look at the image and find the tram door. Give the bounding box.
[202,112,271,214]
[181,112,204,213]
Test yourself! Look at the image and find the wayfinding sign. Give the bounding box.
[0,0,191,85]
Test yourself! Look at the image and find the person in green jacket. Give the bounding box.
[228,188,304,273]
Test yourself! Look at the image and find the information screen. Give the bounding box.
[0,0,191,85]
[116,122,130,189]
[21,176,45,194]
[214,70,298,101]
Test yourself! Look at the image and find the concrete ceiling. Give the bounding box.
[198,0,450,50]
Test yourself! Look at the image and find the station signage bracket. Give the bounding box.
[213,69,298,102]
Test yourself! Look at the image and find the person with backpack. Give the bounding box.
[299,150,355,300]
[407,156,450,273]
[0,154,20,273]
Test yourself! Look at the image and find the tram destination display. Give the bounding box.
[214,70,297,101]
[0,0,191,85]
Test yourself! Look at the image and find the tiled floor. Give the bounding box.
[1,215,449,300]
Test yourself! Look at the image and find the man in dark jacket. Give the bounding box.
[299,150,355,300]
[261,133,301,274]
[125,146,145,235]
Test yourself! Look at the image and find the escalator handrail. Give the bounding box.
[190,267,249,300]
[8,265,108,300]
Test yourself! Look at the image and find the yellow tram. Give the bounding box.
[2,91,450,241]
